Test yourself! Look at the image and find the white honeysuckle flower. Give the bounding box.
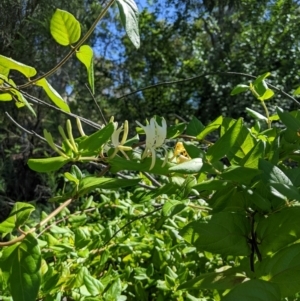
[111,122,124,147]
[136,117,167,170]
[103,119,131,159]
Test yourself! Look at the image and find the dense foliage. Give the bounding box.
[2,1,300,301]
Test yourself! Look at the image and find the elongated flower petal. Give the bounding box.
[136,117,167,170]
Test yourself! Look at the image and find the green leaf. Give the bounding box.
[50,9,81,46]
[258,159,292,185]
[169,158,203,174]
[253,72,271,86]
[28,156,71,172]
[77,123,114,156]
[116,0,140,49]
[186,116,205,136]
[104,278,122,300]
[83,268,104,295]
[183,142,205,159]
[221,166,261,184]
[0,93,12,101]
[10,234,41,301]
[197,116,223,140]
[276,107,300,132]
[206,118,243,163]
[258,88,274,101]
[162,200,186,217]
[222,279,280,301]
[271,183,300,201]
[166,123,186,138]
[230,84,249,95]
[209,185,237,212]
[245,107,268,121]
[257,207,300,256]
[78,177,140,196]
[257,244,300,297]
[8,79,36,116]
[180,212,251,256]
[178,267,247,291]
[193,180,228,192]
[64,172,80,186]
[12,91,36,116]
[0,55,36,78]
[293,86,300,96]
[0,202,35,234]
[76,45,94,94]
[36,78,70,112]
[243,188,271,212]
[240,140,265,168]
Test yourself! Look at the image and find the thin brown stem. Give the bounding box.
[0,198,73,247]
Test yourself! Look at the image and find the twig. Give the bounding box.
[37,207,97,238]
[85,83,107,125]
[142,172,162,187]
[5,112,64,151]
[0,198,73,247]
[116,172,156,190]
[22,91,102,129]
[117,71,300,106]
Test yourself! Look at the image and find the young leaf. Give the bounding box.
[12,90,36,116]
[245,107,268,121]
[64,172,80,186]
[28,156,71,172]
[0,55,37,78]
[9,79,36,116]
[50,9,81,46]
[180,212,251,256]
[36,78,70,112]
[116,0,140,49]
[222,279,280,301]
[77,122,114,156]
[258,88,274,101]
[253,72,271,86]
[0,93,12,101]
[293,86,300,96]
[230,84,249,95]
[76,45,94,94]
[9,234,41,301]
